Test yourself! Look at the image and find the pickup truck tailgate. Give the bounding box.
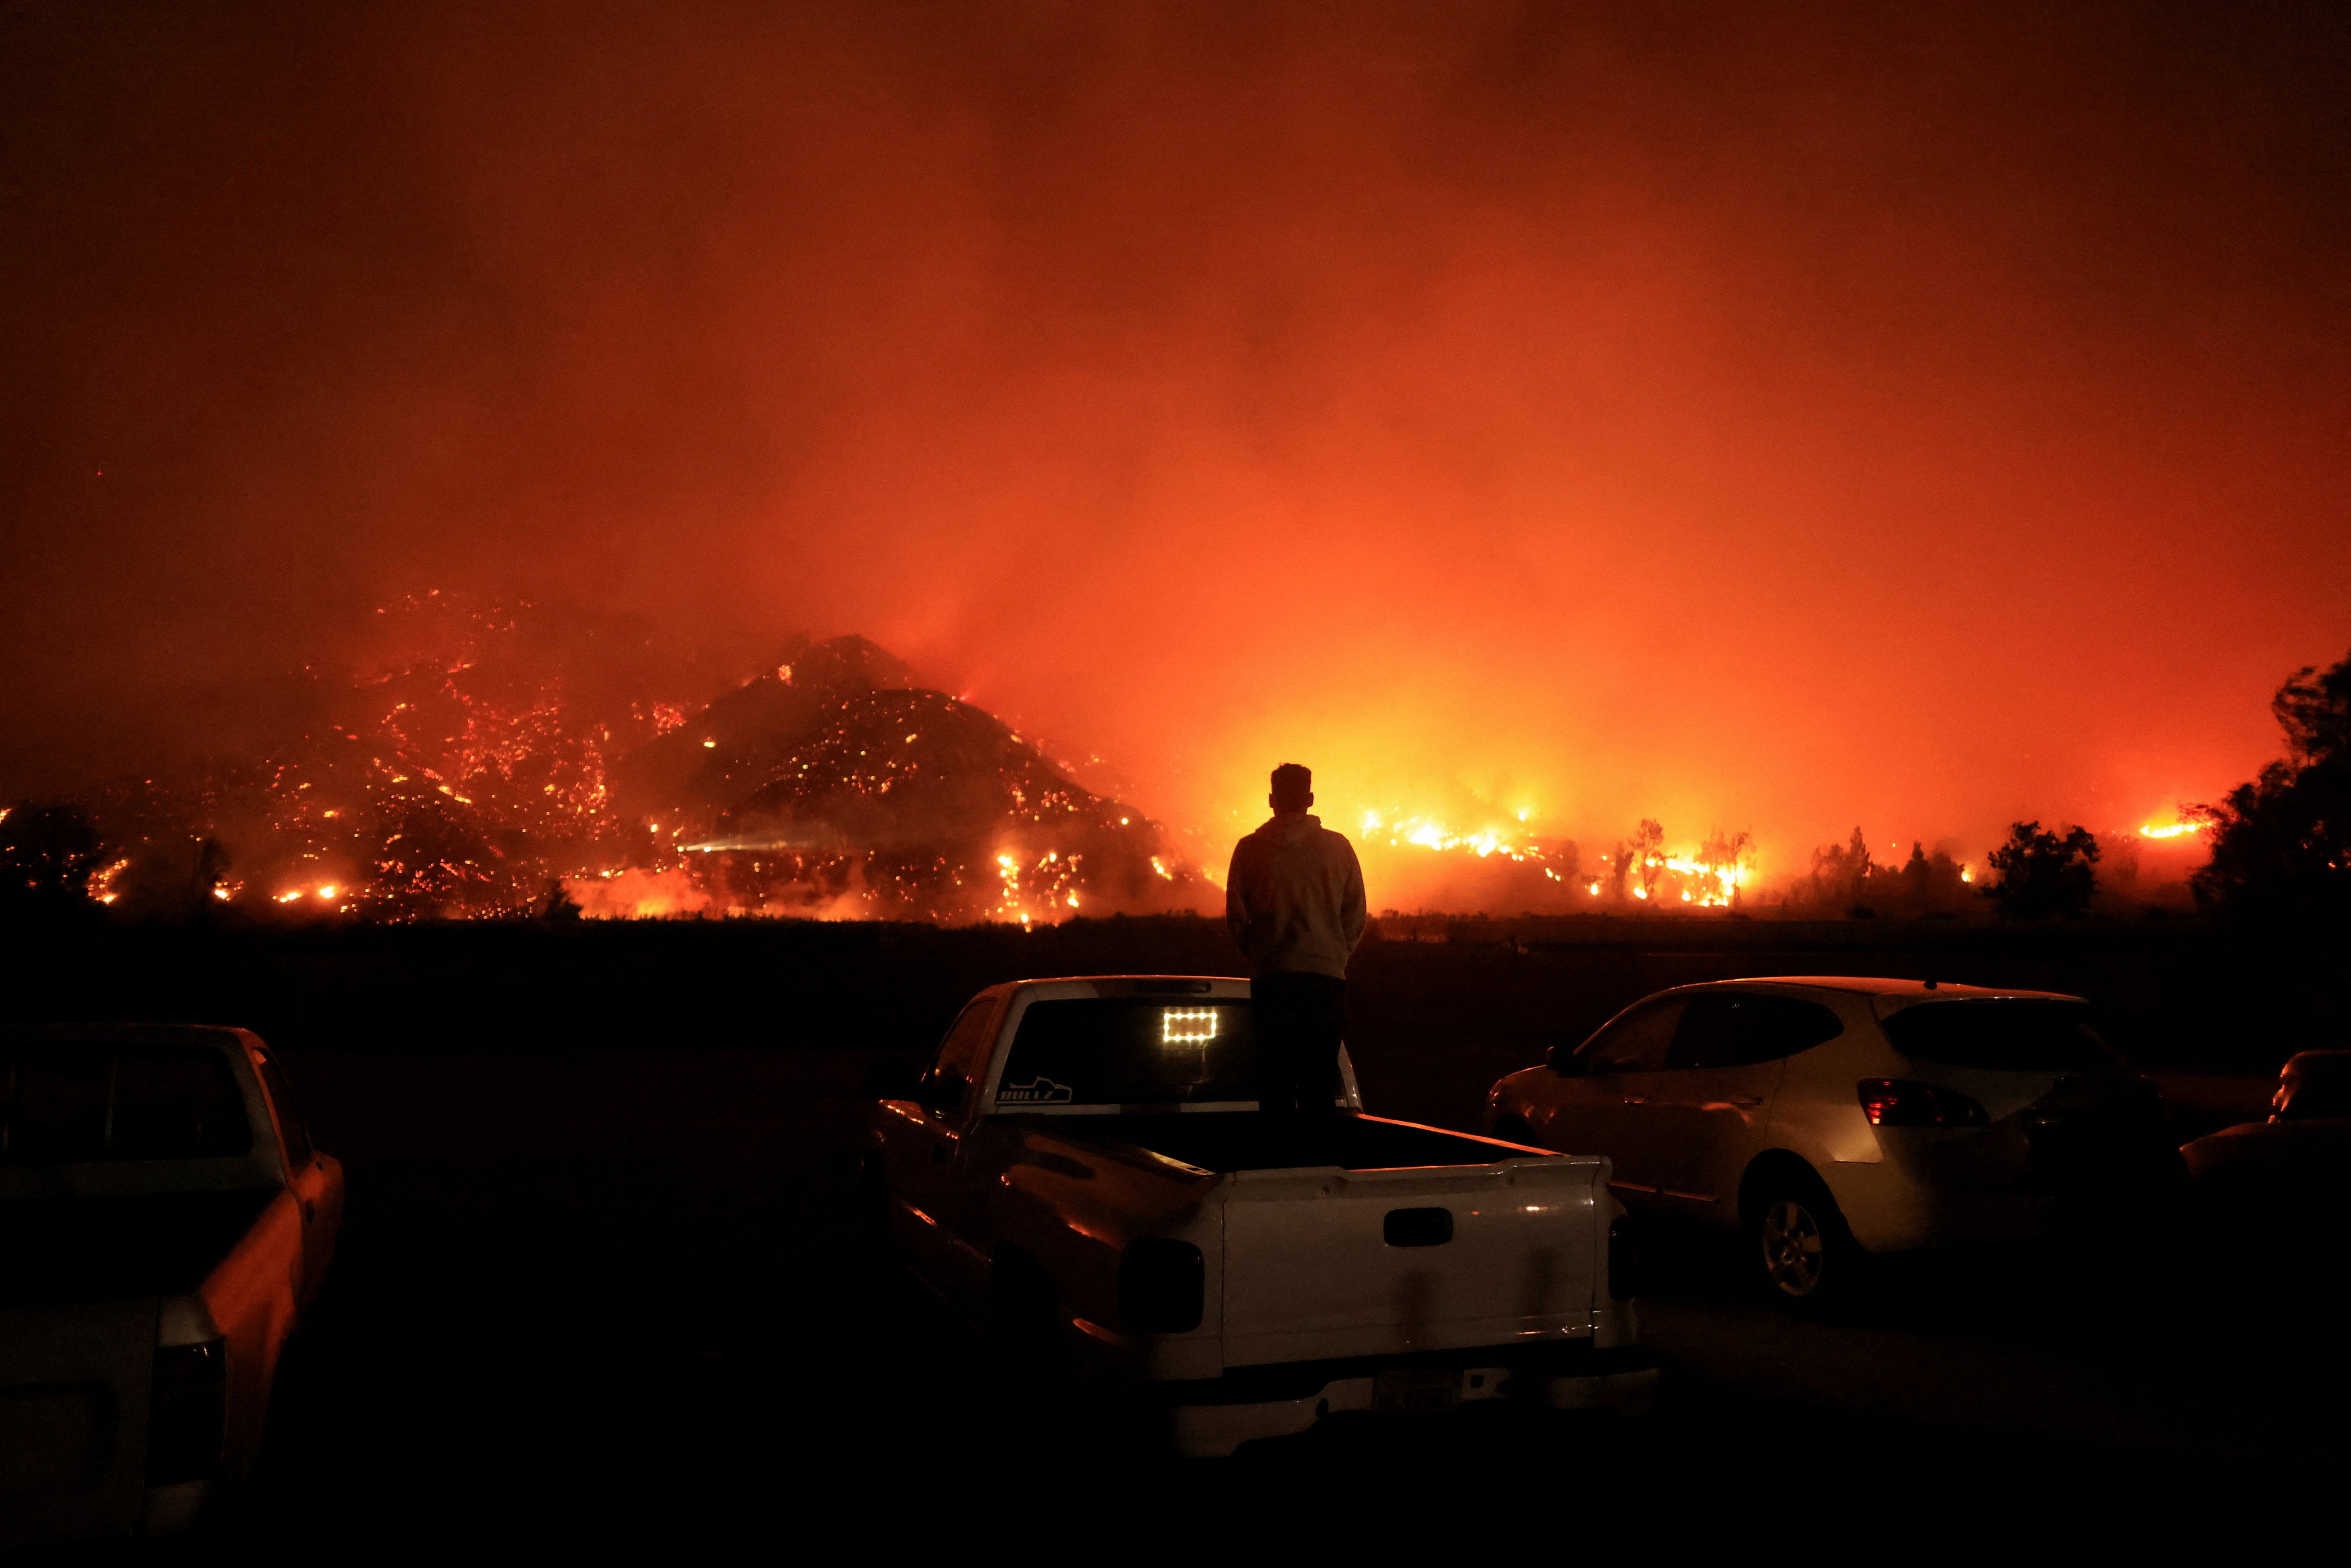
[1220,1158,1604,1366]
[0,1299,157,1547]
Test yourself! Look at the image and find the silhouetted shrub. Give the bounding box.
[1982,821,2100,918]
[2192,649,2351,922]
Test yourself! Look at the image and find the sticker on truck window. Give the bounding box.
[996,1076,1075,1105]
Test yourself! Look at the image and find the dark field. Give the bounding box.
[8,913,2349,1546]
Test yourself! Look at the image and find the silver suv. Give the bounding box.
[1485,977,2177,1306]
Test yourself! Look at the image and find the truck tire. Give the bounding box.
[1748,1170,1862,1313]
[986,1249,1066,1376]
[811,1147,894,1265]
[851,1152,893,1261]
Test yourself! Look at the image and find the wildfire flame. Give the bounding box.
[1359,809,1549,861]
[1347,805,1752,911]
[53,598,2212,926]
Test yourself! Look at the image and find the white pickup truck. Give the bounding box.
[865,976,1657,1455]
[0,1024,344,1547]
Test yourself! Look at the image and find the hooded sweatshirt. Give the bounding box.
[1225,813,1368,979]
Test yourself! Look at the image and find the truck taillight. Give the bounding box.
[1607,1215,1638,1302]
[1858,1078,1990,1129]
[148,1338,227,1485]
[1118,1238,1205,1334]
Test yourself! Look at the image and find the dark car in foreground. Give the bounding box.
[2182,1048,2351,1241]
[1,1024,343,1547]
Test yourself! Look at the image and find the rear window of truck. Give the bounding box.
[0,1045,252,1162]
[1882,1002,2123,1073]
[995,999,1259,1108]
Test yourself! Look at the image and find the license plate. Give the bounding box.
[1373,1368,1461,1414]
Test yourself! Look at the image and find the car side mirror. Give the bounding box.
[917,1070,970,1116]
[863,1057,925,1102]
[1546,1039,1588,1077]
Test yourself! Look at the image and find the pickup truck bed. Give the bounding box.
[871,976,1658,1456]
[2,1192,281,1303]
[1018,1112,1515,1175]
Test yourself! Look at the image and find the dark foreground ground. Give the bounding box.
[8,913,2350,1548]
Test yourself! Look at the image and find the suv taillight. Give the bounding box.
[148,1338,227,1485]
[1858,1078,1989,1128]
[1117,1238,1205,1334]
[1607,1215,1639,1302]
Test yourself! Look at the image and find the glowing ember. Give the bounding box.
[88,857,130,905]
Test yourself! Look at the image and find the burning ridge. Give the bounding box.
[61,597,1210,924]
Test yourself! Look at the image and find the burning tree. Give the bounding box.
[1594,820,1749,908]
[1604,819,1667,903]
[2192,648,2351,922]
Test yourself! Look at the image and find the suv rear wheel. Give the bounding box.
[1750,1175,1860,1310]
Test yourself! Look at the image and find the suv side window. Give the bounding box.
[1576,1001,1683,1075]
[1668,993,1844,1071]
[920,1000,999,1118]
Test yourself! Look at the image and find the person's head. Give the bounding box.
[1269,763,1313,815]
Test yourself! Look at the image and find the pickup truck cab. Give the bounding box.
[0,1024,344,1546]
[868,976,1655,1456]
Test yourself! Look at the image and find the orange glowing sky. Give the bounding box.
[4,3,2347,887]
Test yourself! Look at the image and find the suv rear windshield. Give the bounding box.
[1882,1002,2122,1073]
[996,999,1258,1108]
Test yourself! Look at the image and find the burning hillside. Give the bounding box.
[64,597,1211,924]
[604,637,1205,922]
[21,589,2228,928]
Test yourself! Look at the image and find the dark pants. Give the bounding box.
[1253,971,1347,1117]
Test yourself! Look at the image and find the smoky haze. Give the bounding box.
[6,1,2349,887]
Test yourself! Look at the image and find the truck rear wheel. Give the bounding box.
[987,1250,1066,1375]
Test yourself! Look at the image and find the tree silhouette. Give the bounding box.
[1870,840,1972,917]
[1800,827,1875,916]
[2191,648,2351,921]
[1630,819,1665,900]
[1983,821,2101,918]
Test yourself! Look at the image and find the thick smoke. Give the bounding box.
[5,1,2348,897]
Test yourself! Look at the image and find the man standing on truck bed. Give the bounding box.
[1226,763,1368,1119]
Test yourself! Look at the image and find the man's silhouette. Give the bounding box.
[1226,763,1367,1119]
